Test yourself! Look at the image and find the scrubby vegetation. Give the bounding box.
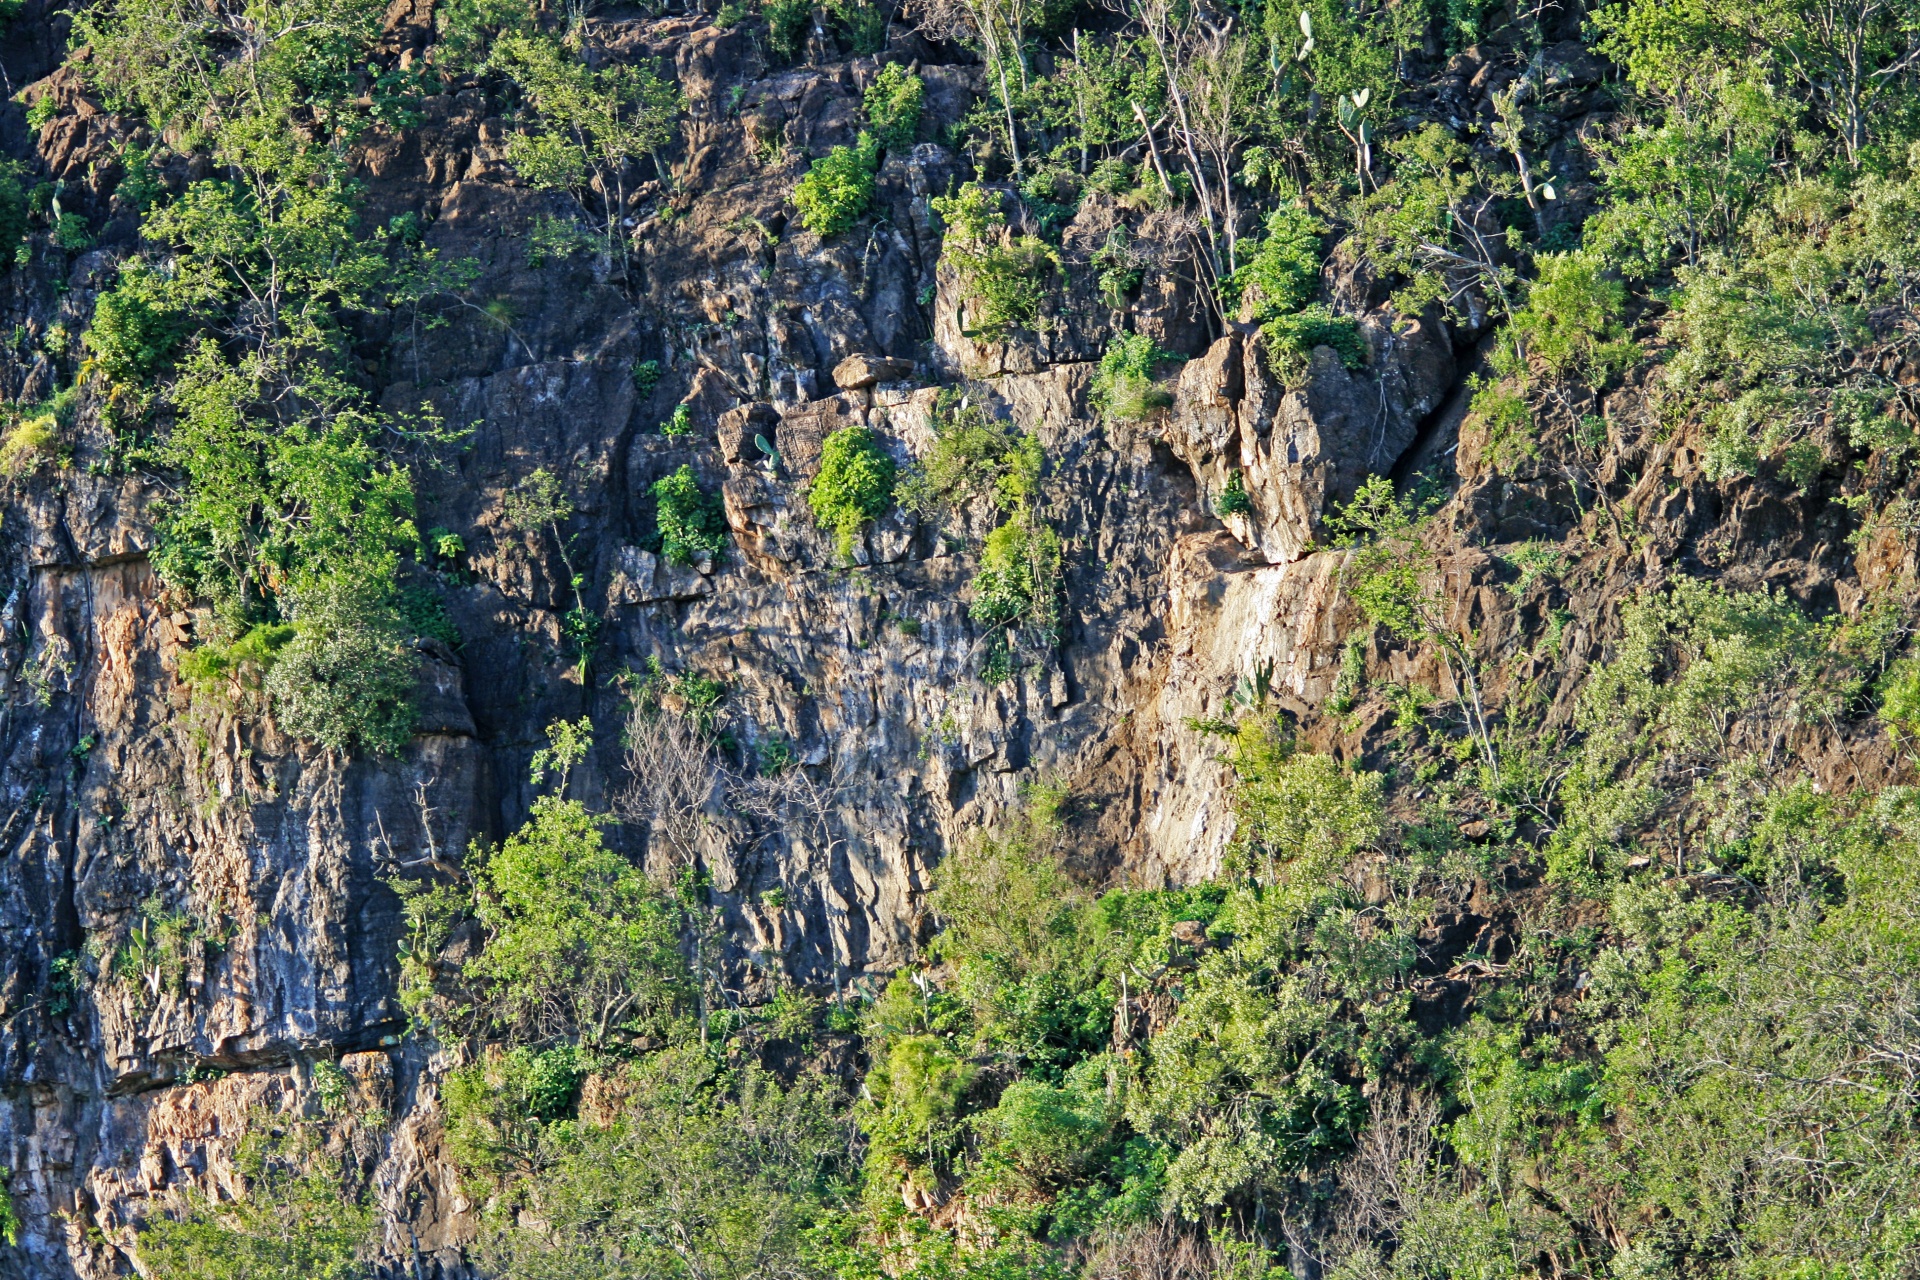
[808,424,897,558]
[930,182,1061,342]
[793,135,879,237]
[901,391,1062,679]
[52,0,1920,1272]
[1091,331,1177,421]
[652,464,730,567]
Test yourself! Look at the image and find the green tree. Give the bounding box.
[492,33,682,262]
[474,1051,853,1280]
[865,62,924,152]
[459,795,691,1049]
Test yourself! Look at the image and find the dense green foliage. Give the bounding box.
[1090,331,1175,421]
[865,62,924,153]
[793,135,879,237]
[137,1122,375,1280]
[493,33,681,262]
[930,183,1061,342]
[73,0,1920,1273]
[807,424,897,558]
[652,464,730,567]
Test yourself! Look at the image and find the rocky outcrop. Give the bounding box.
[0,3,1834,1277]
[1159,311,1457,564]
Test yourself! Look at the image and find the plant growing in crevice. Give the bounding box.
[807,424,897,559]
[900,393,1062,679]
[793,135,878,237]
[1330,475,1495,768]
[929,182,1061,342]
[651,464,730,568]
[1091,331,1178,421]
[504,467,599,677]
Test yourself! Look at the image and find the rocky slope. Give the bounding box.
[0,0,1904,1275]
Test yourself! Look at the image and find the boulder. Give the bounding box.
[832,353,916,390]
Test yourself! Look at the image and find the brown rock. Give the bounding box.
[832,354,915,390]
[717,402,779,465]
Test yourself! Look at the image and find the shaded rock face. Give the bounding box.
[0,11,1468,1279]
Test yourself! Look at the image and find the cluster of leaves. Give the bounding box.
[807,424,898,559]
[651,464,730,567]
[793,66,926,236]
[1224,202,1363,383]
[929,182,1061,342]
[1090,331,1177,422]
[137,1119,375,1280]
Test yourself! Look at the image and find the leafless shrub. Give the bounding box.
[616,704,723,883]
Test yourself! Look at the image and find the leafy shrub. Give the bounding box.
[0,411,57,478]
[864,62,923,152]
[971,519,1062,629]
[136,1122,373,1280]
[1261,303,1366,381]
[1221,201,1325,318]
[177,623,294,698]
[764,0,811,63]
[52,211,93,251]
[1547,577,1839,890]
[976,1068,1118,1186]
[1506,251,1637,383]
[22,91,55,132]
[86,260,188,385]
[827,0,889,54]
[930,182,1061,341]
[660,403,693,437]
[1091,332,1176,421]
[1214,469,1252,518]
[433,0,538,74]
[862,1032,978,1179]
[114,143,163,212]
[407,794,698,1059]
[1092,226,1145,306]
[525,212,597,266]
[651,464,729,566]
[0,162,27,270]
[1880,656,1920,756]
[807,424,897,557]
[1463,375,1535,474]
[792,134,877,237]
[898,394,1037,516]
[631,358,661,396]
[492,35,682,254]
[473,1051,849,1279]
[264,577,419,756]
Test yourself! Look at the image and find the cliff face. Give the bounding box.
[0,0,1904,1275]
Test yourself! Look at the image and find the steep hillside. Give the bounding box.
[0,0,1911,1275]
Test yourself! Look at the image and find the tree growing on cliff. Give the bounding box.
[493,33,683,265]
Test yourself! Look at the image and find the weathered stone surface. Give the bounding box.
[1159,314,1456,564]
[832,353,916,389]
[0,9,1625,1280]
